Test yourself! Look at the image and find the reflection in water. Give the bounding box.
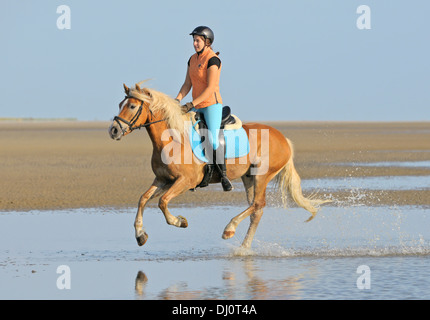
[135,271,148,299]
[242,259,305,299]
[134,258,318,300]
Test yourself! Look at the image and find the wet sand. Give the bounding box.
[0,121,429,211]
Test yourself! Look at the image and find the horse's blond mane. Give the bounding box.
[127,81,186,134]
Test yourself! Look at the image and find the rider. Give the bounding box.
[176,26,233,192]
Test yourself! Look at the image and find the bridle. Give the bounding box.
[113,96,166,135]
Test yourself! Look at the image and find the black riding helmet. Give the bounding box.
[190,26,214,45]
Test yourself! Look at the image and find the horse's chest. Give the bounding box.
[151,159,175,181]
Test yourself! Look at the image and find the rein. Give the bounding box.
[113,96,166,134]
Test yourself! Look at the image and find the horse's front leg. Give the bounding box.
[158,177,190,228]
[134,179,166,246]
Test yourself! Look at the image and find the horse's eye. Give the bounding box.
[130,105,136,109]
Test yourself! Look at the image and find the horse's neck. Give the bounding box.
[145,120,185,153]
[144,109,190,163]
[145,120,168,152]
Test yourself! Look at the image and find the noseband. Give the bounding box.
[113,96,166,135]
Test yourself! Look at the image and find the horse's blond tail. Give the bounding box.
[275,138,331,222]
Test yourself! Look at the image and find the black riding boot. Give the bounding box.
[219,163,233,192]
[213,149,233,192]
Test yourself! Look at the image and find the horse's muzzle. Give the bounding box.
[108,122,123,140]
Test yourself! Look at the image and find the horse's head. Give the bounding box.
[109,83,152,140]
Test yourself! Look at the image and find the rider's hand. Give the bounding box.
[181,102,194,113]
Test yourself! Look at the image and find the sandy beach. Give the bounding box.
[1,121,429,211]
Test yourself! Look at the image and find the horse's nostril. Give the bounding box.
[110,127,118,136]
[109,125,120,139]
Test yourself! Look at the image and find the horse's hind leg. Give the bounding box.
[242,173,255,206]
[240,174,264,248]
[223,170,280,248]
[241,207,264,249]
[222,174,268,241]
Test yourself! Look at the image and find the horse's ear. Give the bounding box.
[123,83,129,95]
[135,83,142,92]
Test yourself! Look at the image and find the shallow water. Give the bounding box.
[337,160,430,168]
[1,204,429,300]
[302,175,430,191]
[215,173,430,193]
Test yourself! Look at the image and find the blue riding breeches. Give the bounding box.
[197,103,223,150]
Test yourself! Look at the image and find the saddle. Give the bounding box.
[195,106,236,130]
[189,106,247,189]
[193,106,241,133]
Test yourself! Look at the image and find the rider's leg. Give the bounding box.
[200,103,233,191]
[214,130,233,191]
[200,103,222,151]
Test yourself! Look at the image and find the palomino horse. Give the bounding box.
[109,82,330,249]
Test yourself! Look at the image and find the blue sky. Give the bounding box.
[1,0,429,121]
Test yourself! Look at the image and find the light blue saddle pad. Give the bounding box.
[189,120,250,163]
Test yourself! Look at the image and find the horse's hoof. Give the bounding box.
[136,232,148,246]
[222,230,235,239]
[177,215,188,228]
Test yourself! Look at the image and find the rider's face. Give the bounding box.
[193,35,206,52]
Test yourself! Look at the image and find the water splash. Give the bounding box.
[227,239,430,258]
[224,204,430,259]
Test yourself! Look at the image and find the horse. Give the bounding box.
[108,81,331,249]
